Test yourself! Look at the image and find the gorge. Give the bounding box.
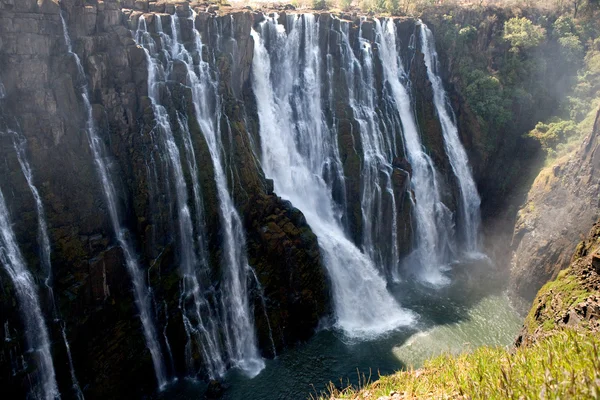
[0,0,598,399]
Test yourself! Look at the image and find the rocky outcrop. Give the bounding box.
[516,220,600,346]
[509,109,600,301]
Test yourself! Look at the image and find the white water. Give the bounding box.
[420,24,482,253]
[61,324,85,399]
[11,131,52,285]
[0,188,59,400]
[375,19,454,285]
[136,16,226,378]
[135,12,264,377]
[10,128,85,397]
[251,15,414,339]
[337,20,402,280]
[60,10,168,388]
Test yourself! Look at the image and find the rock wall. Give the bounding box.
[510,109,600,301]
[0,1,468,398]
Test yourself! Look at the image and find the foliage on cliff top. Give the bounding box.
[318,329,600,400]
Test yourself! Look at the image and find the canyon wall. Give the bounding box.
[509,109,600,300]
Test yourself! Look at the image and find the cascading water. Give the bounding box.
[135,11,264,377]
[337,19,403,280]
[135,16,226,378]
[61,324,85,400]
[375,19,454,285]
[0,188,59,400]
[59,10,168,387]
[251,14,414,338]
[420,24,482,253]
[10,128,84,398]
[11,131,52,286]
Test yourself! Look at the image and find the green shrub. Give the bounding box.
[312,0,329,10]
[528,120,578,151]
[465,70,511,126]
[504,17,546,51]
[340,0,353,11]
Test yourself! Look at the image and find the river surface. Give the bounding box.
[159,258,522,399]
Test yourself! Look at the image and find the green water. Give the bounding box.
[392,294,522,368]
[160,260,523,399]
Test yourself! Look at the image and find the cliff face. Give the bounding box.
[509,109,600,301]
[0,1,479,398]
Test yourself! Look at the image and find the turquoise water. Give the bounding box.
[159,259,523,399]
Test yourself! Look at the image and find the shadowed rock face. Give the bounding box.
[510,109,600,301]
[0,1,470,398]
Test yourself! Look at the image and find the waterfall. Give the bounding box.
[61,324,85,400]
[375,19,454,285]
[420,24,482,253]
[59,10,168,387]
[10,128,85,397]
[11,131,52,286]
[0,79,5,99]
[135,11,264,377]
[337,20,402,280]
[251,15,415,339]
[136,16,226,378]
[0,188,59,400]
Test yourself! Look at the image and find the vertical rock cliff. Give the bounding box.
[510,109,600,300]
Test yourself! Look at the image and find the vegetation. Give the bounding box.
[504,16,546,51]
[320,329,600,399]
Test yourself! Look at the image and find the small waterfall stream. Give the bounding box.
[11,128,84,398]
[420,23,482,253]
[251,15,415,338]
[0,189,59,400]
[59,10,168,388]
[11,130,52,286]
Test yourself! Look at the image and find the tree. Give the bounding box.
[553,16,584,60]
[313,0,329,10]
[503,17,546,52]
[386,0,400,14]
[341,0,353,11]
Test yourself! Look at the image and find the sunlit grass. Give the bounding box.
[318,329,600,399]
